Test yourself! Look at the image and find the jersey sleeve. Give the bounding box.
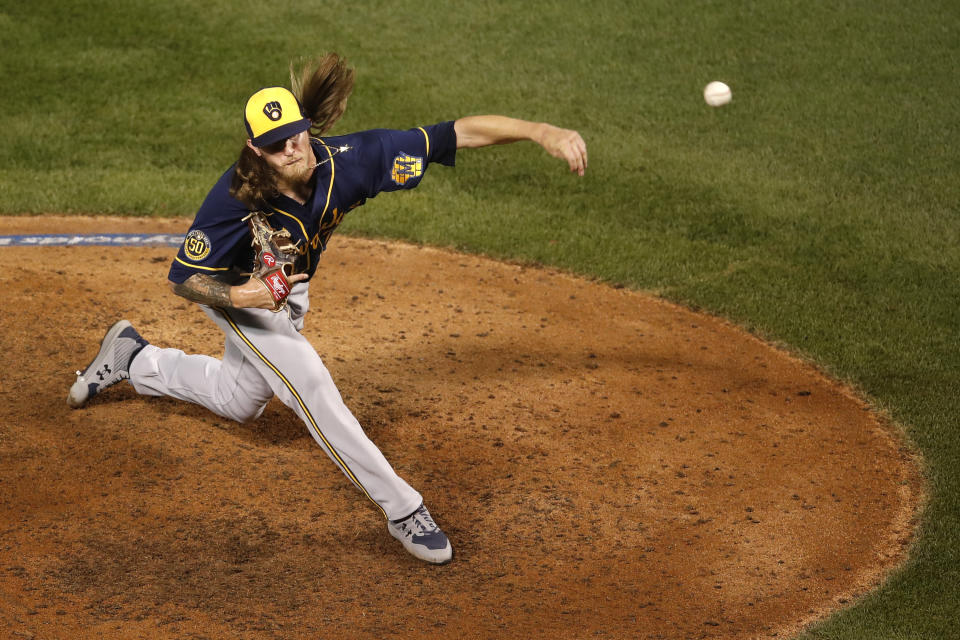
[167,167,254,284]
[351,120,457,199]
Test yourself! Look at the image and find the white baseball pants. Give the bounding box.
[128,284,422,521]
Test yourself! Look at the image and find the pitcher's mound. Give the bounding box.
[0,216,922,639]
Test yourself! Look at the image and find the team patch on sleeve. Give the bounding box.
[391,152,424,185]
[183,230,212,261]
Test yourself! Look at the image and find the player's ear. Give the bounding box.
[246,139,263,157]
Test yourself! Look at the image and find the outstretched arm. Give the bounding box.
[454,115,588,176]
[170,272,308,309]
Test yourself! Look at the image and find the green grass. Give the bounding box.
[3,1,959,637]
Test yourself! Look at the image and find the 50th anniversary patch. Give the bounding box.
[183,229,212,260]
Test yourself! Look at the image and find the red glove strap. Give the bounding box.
[261,269,291,303]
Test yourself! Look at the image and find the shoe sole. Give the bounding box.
[67,320,132,408]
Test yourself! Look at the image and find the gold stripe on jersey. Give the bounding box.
[270,207,308,240]
[315,137,336,220]
[219,308,386,517]
[269,206,312,274]
[417,127,430,158]
[273,207,310,272]
[173,256,231,271]
[269,140,337,275]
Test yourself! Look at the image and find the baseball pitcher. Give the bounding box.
[68,53,587,564]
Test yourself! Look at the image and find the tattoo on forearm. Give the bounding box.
[173,274,233,307]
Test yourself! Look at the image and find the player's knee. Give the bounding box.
[223,399,268,424]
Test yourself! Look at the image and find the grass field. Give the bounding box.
[2,1,959,637]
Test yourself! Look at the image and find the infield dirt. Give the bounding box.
[0,216,922,639]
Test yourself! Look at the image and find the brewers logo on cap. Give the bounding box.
[263,101,283,121]
[244,87,312,147]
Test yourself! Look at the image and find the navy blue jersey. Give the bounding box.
[169,121,457,284]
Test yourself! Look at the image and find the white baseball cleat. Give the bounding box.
[388,503,453,564]
[67,320,149,409]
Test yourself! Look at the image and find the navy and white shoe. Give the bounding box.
[67,320,149,409]
[388,504,453,564]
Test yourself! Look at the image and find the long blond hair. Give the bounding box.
[230,53,356,209]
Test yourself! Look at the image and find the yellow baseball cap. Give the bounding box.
[244,86,311,147]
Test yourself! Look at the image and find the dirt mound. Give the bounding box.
[0,217,922,639]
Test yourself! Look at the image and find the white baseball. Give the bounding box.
[703,81,732,107]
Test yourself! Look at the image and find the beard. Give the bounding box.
[274,157,314,189]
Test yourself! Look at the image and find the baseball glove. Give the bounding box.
[244,211,300,312]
